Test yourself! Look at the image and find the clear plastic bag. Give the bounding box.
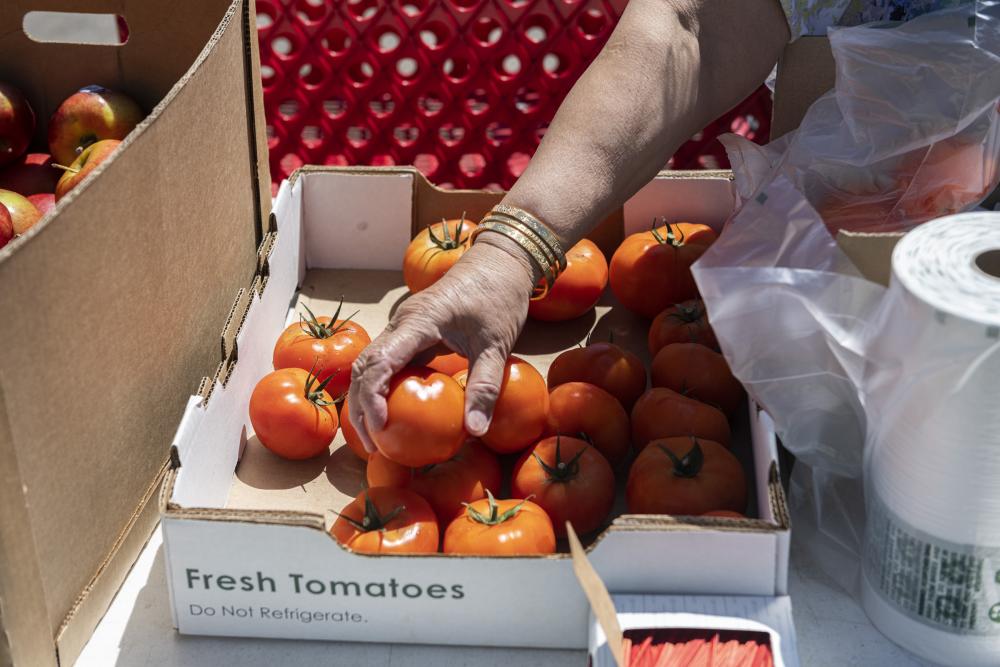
[692,1,1000,589]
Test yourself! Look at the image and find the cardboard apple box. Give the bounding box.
[159,167,791,649]
[0,2,269,665]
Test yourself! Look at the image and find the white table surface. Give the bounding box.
[75,526,932,667]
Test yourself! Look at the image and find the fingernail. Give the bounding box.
[467,410,489,435]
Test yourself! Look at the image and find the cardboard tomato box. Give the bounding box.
[0,2,269,665]
[160,167,791,649]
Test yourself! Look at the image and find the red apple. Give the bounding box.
[28,193,56,217]
[54,139,121,201]
[48,85,141,165]
[0,83,36,169]
[0,203,13,249]
[0,189,41,235]
[0,152,58,195]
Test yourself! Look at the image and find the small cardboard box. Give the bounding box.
[0,2,269,665]
[160,167,791,650]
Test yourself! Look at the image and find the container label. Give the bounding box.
[864,493,1000,635]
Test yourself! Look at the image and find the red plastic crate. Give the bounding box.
[257,0,771,192]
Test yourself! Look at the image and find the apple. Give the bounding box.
[0,189,41,235]
[54,139,121,201]
[28,193,56,217]
[0,82,36,169]
[0,152,58,195]
[48,85,142,165]
[0,203,13,249]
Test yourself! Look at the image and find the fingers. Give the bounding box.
[347,395,378,454]
[349,318,439,450]
[463,347,508,437]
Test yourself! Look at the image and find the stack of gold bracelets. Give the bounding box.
[471,204,567,300]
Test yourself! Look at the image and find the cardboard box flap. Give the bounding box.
[1,0,230,146]
[0,2,270,663]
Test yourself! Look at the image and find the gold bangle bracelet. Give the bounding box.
[490,204,567,273]
[471,221,557,299]
[479,215,560,275]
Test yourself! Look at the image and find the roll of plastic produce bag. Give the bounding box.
[692,0,1000,603]
[859,213,1000,666]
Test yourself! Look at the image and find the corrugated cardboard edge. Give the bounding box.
[836,230,904,286]
[242,0,272,244]
[53,461,168,665]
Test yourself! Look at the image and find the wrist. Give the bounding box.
[467,231,542,296]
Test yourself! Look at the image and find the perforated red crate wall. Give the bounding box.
[257,0,771,192]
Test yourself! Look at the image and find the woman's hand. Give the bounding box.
[348,235,540,452]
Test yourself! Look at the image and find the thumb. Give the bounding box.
[462,347,508,437]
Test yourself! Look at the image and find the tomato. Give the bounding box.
[0,189,41,235]
[248,367,339,460]
[453,356,548,454]
[273,300,370,400]
[547,339,646,411]
[609,221,717,319]
[372,366,466,467]
[0,203,12,249]
[337,396,368,460]
[421,343,469,376]
[330,487,439,554]
[527,238,608,321]
[651,343,745,416]
[511,435,615,537]
[648,299,719,354]
[443,491,556,555]
[702,510,746,519]
[367,439,502,522]
[631,387,730,451]
[626,437,746,515]
[403,217,477,293]
[546,382,630,466]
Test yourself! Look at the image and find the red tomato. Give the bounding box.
[453,356,548,454]
[249,367,339,460]
[337,396,368,460]
[547,340,646,411]
[528,238,608,321]
[403,217,477,293]
[626,437,746,515]
[651,343,745,416]
[372,366,466,467]
[631,387,730,451]
[443,491,556,555]
[273,301,370,400]
[367,439,502,522]
[421,343,469,376]
[511,435,615,537]
[546,382,630,466]
[609,221,717,319]
[330,487,439,554]
[648,299,719,354]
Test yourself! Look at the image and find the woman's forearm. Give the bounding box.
[498,0,789,248]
